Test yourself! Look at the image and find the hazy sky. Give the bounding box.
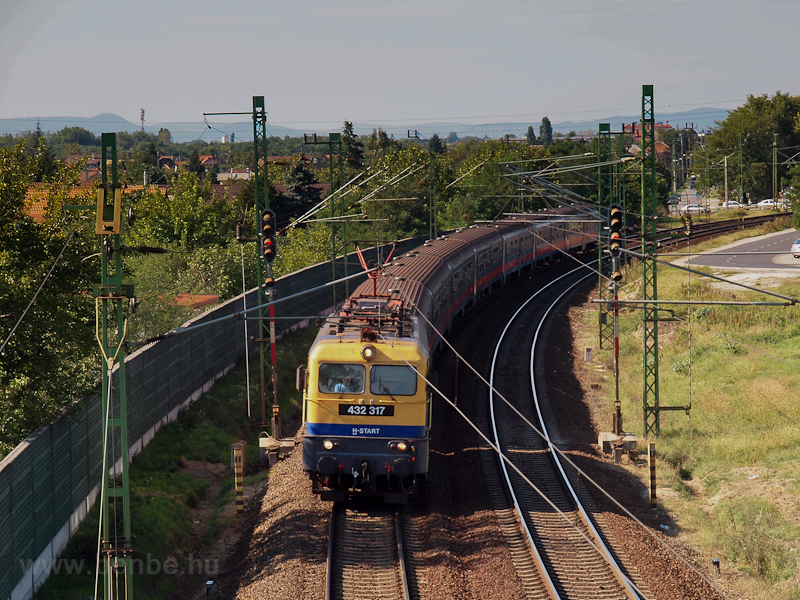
[1,0,797,133]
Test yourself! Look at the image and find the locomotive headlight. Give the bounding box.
[389,440,409,452]
[323,439,340,451]
[361,344,376,360]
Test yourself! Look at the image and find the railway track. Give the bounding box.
[661,211,789,244]
[326,501,413,600]
[488,266,643,600]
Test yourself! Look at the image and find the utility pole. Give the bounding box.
[204,96,280,438]
[95,133,134,599]
[671,133,677,193]
[252,97,280,439]
[304,132,346,305]
[640,85,661,437]
[739,132,745,204]
[724,154,729,204]
[408,130,438,240]
[640,87,690,436]
[773,135,778,203]
[598,123,614,349]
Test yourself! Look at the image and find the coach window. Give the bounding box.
[370,365,417,396]
[318,364,365,394]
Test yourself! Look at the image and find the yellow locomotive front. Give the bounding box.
[300,297,430,503]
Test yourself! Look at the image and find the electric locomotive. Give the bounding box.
[299,207,598,503]
[300,294,431,503]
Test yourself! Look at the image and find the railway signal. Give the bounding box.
[260,209,277,262]
[608,203,623,258]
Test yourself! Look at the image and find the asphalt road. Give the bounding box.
[687,229,800,270]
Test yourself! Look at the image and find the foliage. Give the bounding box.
[364,128,403,167]
[708,496,797,582]
[273,221,332,277]
[539,116,553,146]
[526,125,537,145]
[121,141,166,185]
[282,155,320,205]
[341,120,365,170]
[703,91,800,201]
[360,143,436,237]
[428,133,446,155]
[127,173,237,252]
[0,143,97,458]
[185,149,205,176]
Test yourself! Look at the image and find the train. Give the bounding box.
[298,206,599,502]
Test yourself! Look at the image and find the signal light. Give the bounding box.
[611,270,623,282]
[608,203,623,257]
[236,219,245,242]
[259,209,277,262]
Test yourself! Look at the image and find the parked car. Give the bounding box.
[792,238,800,259]
[756,199,777,210]
[721,200,741,209]
[681,204,706,214]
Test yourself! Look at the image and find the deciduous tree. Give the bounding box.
[0,143,97,457]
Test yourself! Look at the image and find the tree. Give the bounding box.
[49,126,100,149]
[273,222,331,277]
[283,155,319,206]
[365,128,402,166]
[0,143,97,457]
[121,142,165,185]
[341,120,365,169]
[128,172,236,252]
[24,124,59,182]
[158,128,172,145]
[185,149,205,176]
[540,117,553,146]
[704,92,800,201]
[526,125,537,145]
[428,134,446,155]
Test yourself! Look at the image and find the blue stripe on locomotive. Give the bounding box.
[307,422,427,438]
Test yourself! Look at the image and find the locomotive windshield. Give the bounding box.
[370,365,417,396]
[318,363,365,394]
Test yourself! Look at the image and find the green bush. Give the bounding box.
[708,497,797,583]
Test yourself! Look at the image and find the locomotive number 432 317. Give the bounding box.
[339,404,395,416]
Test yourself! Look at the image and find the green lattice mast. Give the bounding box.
[598,123,614,348]
[640,85,661,436]
[94,133,134,599]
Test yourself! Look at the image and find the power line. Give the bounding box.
[0,230,75,355]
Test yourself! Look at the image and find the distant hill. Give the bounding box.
[0,107,730,144]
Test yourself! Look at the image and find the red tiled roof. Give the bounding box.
[175,294,220,309]
[24,183,167,223]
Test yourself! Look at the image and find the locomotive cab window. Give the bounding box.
[318,363,365,394]
[370,365,417,396]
